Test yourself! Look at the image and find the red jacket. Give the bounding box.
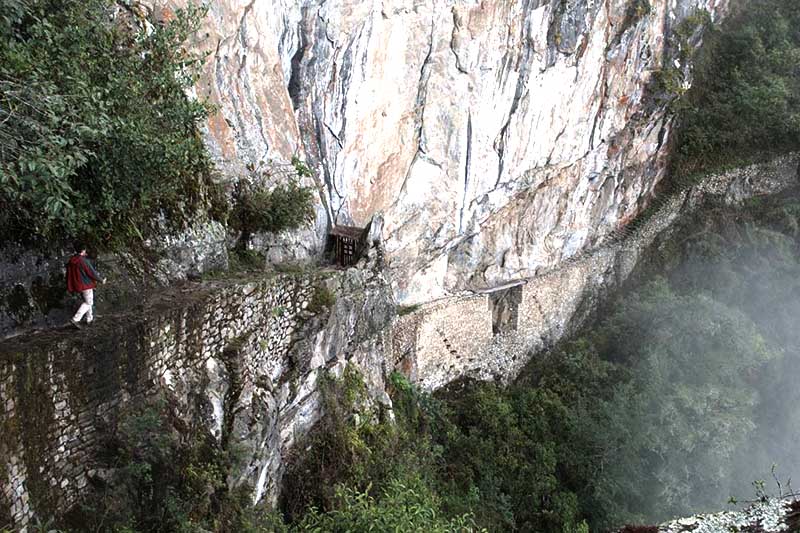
[66,255,102,293]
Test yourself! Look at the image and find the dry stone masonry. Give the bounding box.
[393,155,799,390]
[0,268,396,530]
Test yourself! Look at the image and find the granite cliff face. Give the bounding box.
[2,153,795,530]
[148,0,727,303]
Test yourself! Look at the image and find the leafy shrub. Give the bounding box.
[231,179,314,247]
[433,350,615,532]
[627,0,651,20]
[278,368,453,526]
[651,67,686,99]
[294,477,482,533]
[290,156,313,178]
[280,366,390,521]
[229,248,266,271]
[397,303,422,316]
[0,0,216,248]
[647,9,710,105]
[671,0,800,176]
[65,399,253,533]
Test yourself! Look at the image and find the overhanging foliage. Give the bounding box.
[0,0,214,247]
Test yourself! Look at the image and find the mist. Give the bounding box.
[607,198,800,522]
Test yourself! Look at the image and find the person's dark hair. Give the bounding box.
[74,241,87,254]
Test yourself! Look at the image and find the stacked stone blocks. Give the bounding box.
[0,275,315,530]
[394,156,799,390]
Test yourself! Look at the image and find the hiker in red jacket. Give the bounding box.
[66,244,106,328]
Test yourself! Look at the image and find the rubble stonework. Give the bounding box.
[394,155,799,390]
[0,270,395,530]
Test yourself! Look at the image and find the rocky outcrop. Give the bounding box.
[0,0,732,332]
[146,0,728,304]
[618,497,800,532]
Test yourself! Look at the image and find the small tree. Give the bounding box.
[230,166,315,250]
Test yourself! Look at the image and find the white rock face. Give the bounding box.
[651,498,797,533]
[148,0,728,303]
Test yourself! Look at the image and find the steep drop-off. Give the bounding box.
[1,156,796,529]
[18,1,800,529]
[0,262,396,529]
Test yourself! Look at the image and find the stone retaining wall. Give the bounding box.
[411,296,493,388]
[0,270,396,530]
[396,155,799,390]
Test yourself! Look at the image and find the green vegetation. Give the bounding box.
[274,362,596,531]
[673,9,712,58]
[649,9,711,104]
[440,194,800,530]
[289,480,481,533]
[620,0,651,36]
[278,368,483,532]
[63,399,254,533]
[651,67,687,100]
[306,283,335,314]
[53,185,800,533]
[229,248,266,271]
[0,1,316,252]
[10,0,800,530]
[230,154,316,249]
[58,368,479,532]
[627,0,651,21]
[230,178,315,249]
[671,0,800,176]
[397,303,422,316]
[389,281,770,529]
[0,0,216,248]
[279,192,800,531]
[272,262,306,275]
[281,368,418,522]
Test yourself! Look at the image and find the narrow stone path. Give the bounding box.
[0,274,274,356]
